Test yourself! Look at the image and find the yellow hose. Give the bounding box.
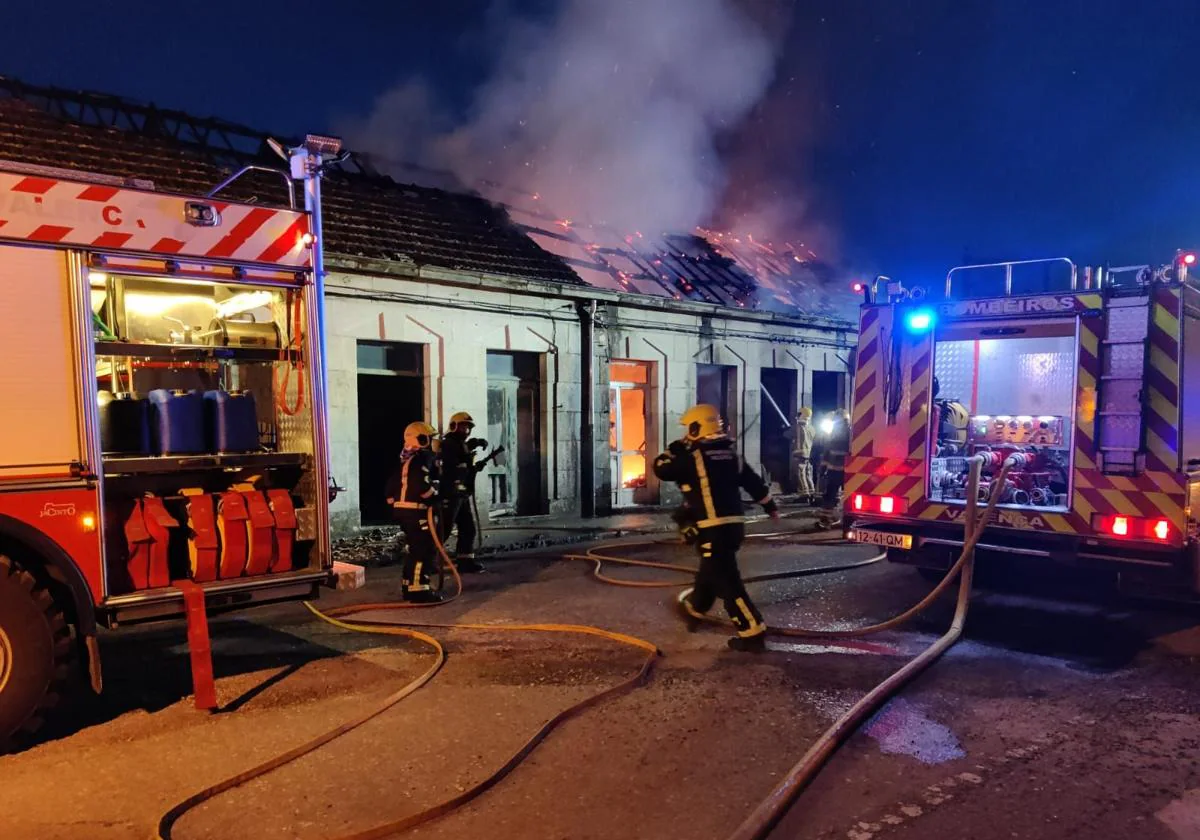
[726,460,1007,839]
[157,485,983,840]
[155,507,658,840]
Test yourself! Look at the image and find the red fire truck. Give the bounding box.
[0,136,341,745]
[843,256,1200,594]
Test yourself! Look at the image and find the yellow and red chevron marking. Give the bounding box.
[0,171,312,268]
[1145,285,1182,472]
[1074,313,1102,470]
[907,336,933,460]
[843,457,925,506]
[851,307,883,457]
[1073,468,1186,524]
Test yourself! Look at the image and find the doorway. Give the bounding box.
[696,363,738,434]
[357,341,425,526]
[760,368,798,490]
[811,369,847,421]
[486,351,544,516]
[609,360,655,508]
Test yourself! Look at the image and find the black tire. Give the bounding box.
[0,554,73,750]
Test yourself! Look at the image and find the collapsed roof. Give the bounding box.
[0,76,853,322]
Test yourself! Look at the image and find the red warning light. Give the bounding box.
[878,496,896,514]
[853,494,864,511]
[851,281,865,293]
[1111,516,1129,537]
[1184,253,1197,266]
[1154,519,1170,541]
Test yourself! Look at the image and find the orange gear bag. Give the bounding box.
[183,490,219,583]
[242,490,276,576]
[267,489,297,573]
[218,492,249,579]
[124,500,154,591]
[141,496,178,589]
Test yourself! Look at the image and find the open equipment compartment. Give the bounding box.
[929,317,1077,511]
[90,261,318,596]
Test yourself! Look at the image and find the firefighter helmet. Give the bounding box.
[799,406,813,420]
[404,421,436,450]
[680,404,724,441]
[448,411,475,433]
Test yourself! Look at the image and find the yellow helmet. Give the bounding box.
[799,406,813,420]
[448,411,475,433]
[680,404,723,440]
[404,421,436,450]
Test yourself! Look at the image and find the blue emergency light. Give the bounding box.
[905,308,936,333]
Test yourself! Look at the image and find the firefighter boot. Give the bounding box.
[675,590,706,632]
[403,586,443,604]
[727,633,767,653]
[456,553,485,574]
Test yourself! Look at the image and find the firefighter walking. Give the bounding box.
[817,409,851,530]
[792,406,816,504]
[653,404,779,652]
[439,411,488,573]
[385,422,442,603]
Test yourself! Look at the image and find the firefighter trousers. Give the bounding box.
[822,469,844,510]
[681,523,766,638]
[440,496,477,558]
[794,456,816,498]
[395,509,435,591]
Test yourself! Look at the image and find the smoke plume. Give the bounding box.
[346,0,782,236]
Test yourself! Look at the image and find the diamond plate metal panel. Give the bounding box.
[1014,350,1075,416]
[1101,414,1141,450]
[1106,299,1149,343]
[1101,379,1141,412]
[934,340,975,406]
[275,363,317,541]
[1103,342,1144,378]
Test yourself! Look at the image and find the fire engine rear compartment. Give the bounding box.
[88,261,325,609]
[930,318,1077,512]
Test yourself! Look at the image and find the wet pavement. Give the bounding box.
[3,519,1200,840]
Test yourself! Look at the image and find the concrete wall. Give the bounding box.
[591,303,854,511]
[322,262,855,536]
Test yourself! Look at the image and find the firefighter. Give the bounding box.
[653,404,780,653]
[439,411,488,573]
[385,421,442,603]
[792,406,816,504]
[817,409,851,529]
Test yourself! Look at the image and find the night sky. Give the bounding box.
[6,0,1199,286]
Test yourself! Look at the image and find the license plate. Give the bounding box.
[849,529,913,549]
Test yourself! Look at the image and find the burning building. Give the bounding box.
[0,77,855,533]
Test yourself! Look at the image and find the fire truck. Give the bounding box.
[843,256,1200,594]
[0,136,341,746]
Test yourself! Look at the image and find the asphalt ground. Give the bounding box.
[3,519,1200,840]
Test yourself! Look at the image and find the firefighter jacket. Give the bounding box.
[385,448,439,511]
[440,432,485,498]
[821,422,850,472]
[653,435,777,528]
[793,420,815,459]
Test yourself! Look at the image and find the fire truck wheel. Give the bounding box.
[0,554,73,749]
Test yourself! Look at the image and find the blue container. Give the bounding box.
[204,390,259,454]
[98,391,151,455]
[148,389,205,455]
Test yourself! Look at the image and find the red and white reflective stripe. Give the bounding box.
[0,171,311,268]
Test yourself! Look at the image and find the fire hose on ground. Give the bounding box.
[157,458,1004,840]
